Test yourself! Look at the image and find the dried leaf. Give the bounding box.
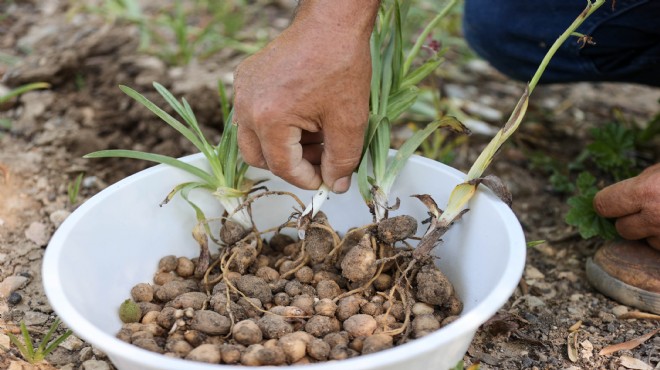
[617,312,660,321]
[469,175,512,207]
[567,331,579,362]
[599,327,660,356]
[619,355,653,370]
[411,194,441,218]
[569,320,582,332]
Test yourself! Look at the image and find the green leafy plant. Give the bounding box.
[67,173,84,206]
[81,0,260,65]
[563,115,658,239]
[86,82,254,275]
[5,319,72,364]
[298,0,465,233]
[565,172,618,239]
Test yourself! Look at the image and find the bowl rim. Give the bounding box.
[43,152,526,369]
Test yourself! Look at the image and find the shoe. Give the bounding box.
[586,240,660,315]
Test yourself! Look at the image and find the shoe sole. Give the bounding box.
[586,257,660,315]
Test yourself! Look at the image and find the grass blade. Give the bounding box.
[386,86,420,121]
[400,53,445,90]
[85,149,216,185]
[119,85,207,154]
[7,332,29,359]
[0,82,50,104]
[20,321,35,358]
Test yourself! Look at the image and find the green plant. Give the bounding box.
[68,173,84,206]
[81,0,261,65]
[0,82,50,104]
[5,319,72,364]
[564,115,658,239]
[298,0,465,233]
[86,82,254,274]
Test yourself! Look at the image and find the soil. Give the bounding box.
[1,1,659,370]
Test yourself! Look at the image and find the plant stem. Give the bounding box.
[402,0,459,76]
[528,0,605,92]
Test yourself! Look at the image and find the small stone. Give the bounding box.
[525,295,545,308]
[79,346,94,362]
[186,343,221,363]
[81,360,111,370]
[612,305,629,317]
[525,266,545,280]
[0,333,10,353]
[7,292,22,305]
[49,210,71,228]
[190,310,231,335]
[25,221,50,246]
[23,311,49,326]
[343,314,377,338]
[59,334,84,351]
[0,276,29,298]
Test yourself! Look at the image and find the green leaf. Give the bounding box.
[0,82,50,104]
[85,149,217,185]
[565,172,618,240]
[380,117,462,193]
[119,84,207,154]
[386,86,420,122]
[391,1,404,91]
[357,150,372,202]
[400,53,445,90]
[21,321,35,359]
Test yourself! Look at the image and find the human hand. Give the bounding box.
[594,163,660,250]
[232,1,379,193]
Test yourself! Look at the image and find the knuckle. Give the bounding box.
[592,192,608,216]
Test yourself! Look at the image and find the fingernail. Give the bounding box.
[332,176,351,194]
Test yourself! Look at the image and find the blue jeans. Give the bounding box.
[463,0,660,86]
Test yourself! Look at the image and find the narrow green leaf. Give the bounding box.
[7,332,29,360]
[36,318,61,356]
[85,150,216,185]
[400,54,445,90]
[42,329,72,357]
[378,29,396,117]
[21,321,35,358]
[391,1,404,90]
[218,81,230,124]
[119,85,207,154]
[357,151,372,202]
[362,114,387,158]
[370,32,382,114]
[386,86,420,121]
[380,117,461,192]
[0,82,50,104]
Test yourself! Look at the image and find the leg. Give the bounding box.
[463,0,660,86]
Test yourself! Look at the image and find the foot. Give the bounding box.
[586,240,660,314]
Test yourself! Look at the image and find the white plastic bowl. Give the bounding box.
[43,153,525,370]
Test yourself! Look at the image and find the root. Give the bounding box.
[228,190,306,221]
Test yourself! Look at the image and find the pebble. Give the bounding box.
[79,346,94,362]
[0,333,10,352]
[25,221,50,246]
[60,334,85,351]
[525,296,545,308]
[0,275,29,298]
[23,311,49,326]
[8,292,22,305]
[612,305,629,317]
[81,360,111,370]
[525,266,545,280]
[49,209,71,228]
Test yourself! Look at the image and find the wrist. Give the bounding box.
[294,0,380,39]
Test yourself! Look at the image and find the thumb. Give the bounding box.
[321,114,367,193]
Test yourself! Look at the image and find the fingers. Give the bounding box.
[237,125,267,169]
[647,236,660,251]
[614,212,659,240]
[320,112,367,193]
[593,177,643,218]
[259,123,323,190]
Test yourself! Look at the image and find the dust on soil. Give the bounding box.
[1,1,659,369]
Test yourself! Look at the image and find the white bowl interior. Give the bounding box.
[43,153,525,370]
